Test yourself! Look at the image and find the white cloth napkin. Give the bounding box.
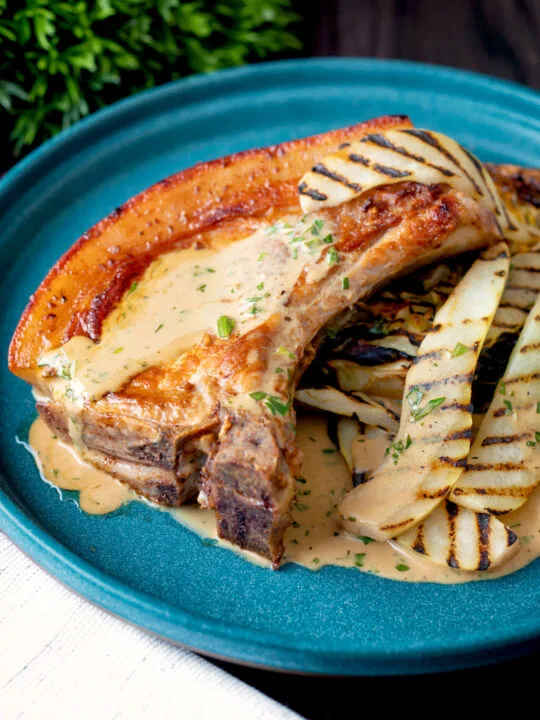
[0,534,302,720]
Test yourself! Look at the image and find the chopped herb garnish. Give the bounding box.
[411,397,445,422]
[311,218,324,235]
[503,399,513,414]
[196,284,206,292]
[322,234,333,244]
[396,563,409,572]
[193,266,215,277]
[256,282,265,291]
[322,448,336,454]
[113,347,124,354]
[499,382,506,395]
[155,323,164,333]
[127,281,138,295]
[246,305,264,315]
[527,440,536,447]
[257,252,267,262]
[292,248,299,260]
[276,346,295,358]
[295,503,309,512]
[536,431,540,442]
[536,401,540,414]
[296,477,306,484]
[451,342,469,358]
[406,387,423,407]
[290,234,306,244]
[342,276,350,290]
[312,557,320,564]
[265,396,289,416]
[304,238,321,254]
[347,516,356,522]
[249,391,289,416]
[357,535,375,545]
[327,247,339,265]
[217,315,235,338]
[275,367,284,374]
[354,553,366,567]
[249,391,267,401]
[385,435,412,464]
[292,521,301,528]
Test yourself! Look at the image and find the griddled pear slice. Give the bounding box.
[329,359,408,398]
[369,334,419,358]
[396,500,519,572]
[338,243,510,541]
[485,243,540,348]
[299,129,535,242]
[337,417,360,472]
[295,387,399,432]
[336,418,394,485]
[351,425,394,487]
[450,294,540,515]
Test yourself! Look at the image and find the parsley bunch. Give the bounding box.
[0,0,302,163]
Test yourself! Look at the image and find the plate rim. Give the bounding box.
[2,57,540,675]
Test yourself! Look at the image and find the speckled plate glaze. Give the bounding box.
[2,59,540,675]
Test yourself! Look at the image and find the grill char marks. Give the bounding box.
[450,294,540,516]
[476,512,491,571]
[397,499,519,572]
[298,183,327,201]
[339,244,509,543]
[361,133,455,177]
[446,500,459,569]
[299,127,535,245]
[311,163,362,193]
[402,129,484,197]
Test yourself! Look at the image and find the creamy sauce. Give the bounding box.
[27,414,540,583]
[27,417,133,514]
[38,215,334,405]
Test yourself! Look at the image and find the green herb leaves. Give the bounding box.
[327,247,339,266]
[1,1,302,160]
[407,386,445,422]
[451,342,469,357]
[217,315,235,338]
[276,346,295,359]
[412,397,446,421]
[249,391,290,417]
[385,435,412,465]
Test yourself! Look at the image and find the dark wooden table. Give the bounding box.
[215,2,540,717]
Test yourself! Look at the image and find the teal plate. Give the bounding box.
[2,59,540,675]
